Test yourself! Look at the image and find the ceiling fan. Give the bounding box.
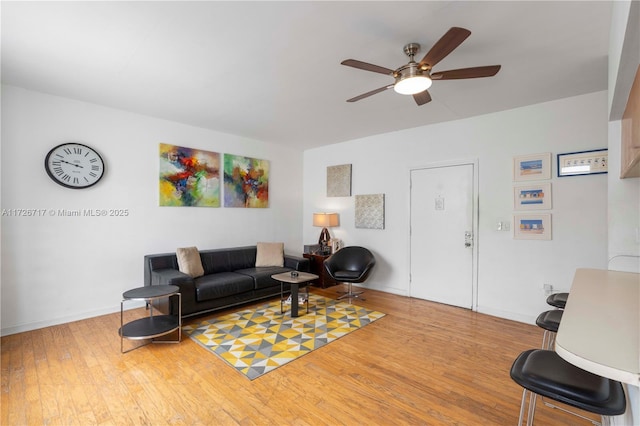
[341,27,501,106]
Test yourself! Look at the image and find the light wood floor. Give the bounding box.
[1,286,600,425]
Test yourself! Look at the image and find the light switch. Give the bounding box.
[497,220,511,231]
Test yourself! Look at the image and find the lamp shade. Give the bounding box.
[313,213,339,227]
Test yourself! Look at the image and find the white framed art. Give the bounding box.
[513,183,552,210]
[513,213,552,240]
[513,153,552,182]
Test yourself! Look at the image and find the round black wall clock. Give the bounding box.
[44,143,105,189]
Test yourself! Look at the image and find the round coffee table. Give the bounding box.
[271,271,319,317]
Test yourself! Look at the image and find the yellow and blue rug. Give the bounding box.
[183,294,385,380]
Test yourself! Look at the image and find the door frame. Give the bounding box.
[407,158,479,311]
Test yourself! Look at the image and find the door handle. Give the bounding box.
[464,231,473,248]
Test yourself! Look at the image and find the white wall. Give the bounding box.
[304,91,609,324]
[1,85,304,335]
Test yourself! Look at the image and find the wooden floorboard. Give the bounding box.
[1,286,601,425]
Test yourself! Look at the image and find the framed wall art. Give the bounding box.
[513,213,552,240]
[513,153,551,181]
[557,149,608,177]
[223,154,269,208]
[513,183,552,211]
[327,164,352,197]
[159,143,220,207]
[355,194,385,229]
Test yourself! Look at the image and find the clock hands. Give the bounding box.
[58,159,84,168]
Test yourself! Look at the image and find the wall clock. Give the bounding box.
[44,143,105,189]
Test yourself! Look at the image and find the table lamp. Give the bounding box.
[313,213,339,253]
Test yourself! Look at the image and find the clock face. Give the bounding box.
[44,143,105,189]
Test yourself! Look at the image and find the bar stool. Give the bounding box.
[546,292,568,309]
[535,309,563,349]
[510,349,626,426]
[535,309,573,414]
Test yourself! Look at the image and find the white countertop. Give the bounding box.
[555,268,640,386]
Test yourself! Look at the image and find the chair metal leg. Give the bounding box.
[336,282,365,301]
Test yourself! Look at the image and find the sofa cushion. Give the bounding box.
[226,247,256,270]
[195,272,254,302]
[176,247,204,278]
[255,242,284,267]
[236,266,291,289]
[200,250,232,275]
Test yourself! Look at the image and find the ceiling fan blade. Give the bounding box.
[419,27,471,69]
[431,65,501,80]
[413,90,432,106]
[341,59,394,75]
[346,85,393,102]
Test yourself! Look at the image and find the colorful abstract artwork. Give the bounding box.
[223,154,269,208]
[159,143,220,207]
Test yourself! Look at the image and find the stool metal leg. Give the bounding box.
[518,389,528,426]
[541,330,557,350]
[527,392,537,426]
[541,400,602,425]
[540,328,601,426]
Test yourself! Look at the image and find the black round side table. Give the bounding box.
[119,285,181,353]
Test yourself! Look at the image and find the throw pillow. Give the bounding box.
[255,242,284,267]
[176,246,204,278]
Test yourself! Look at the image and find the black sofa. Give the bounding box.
[143,246,310,317]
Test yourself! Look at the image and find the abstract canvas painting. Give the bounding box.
[327,164,352,197]
[223,154,269,208]
[159,143,220,207]
[355,194,385,229]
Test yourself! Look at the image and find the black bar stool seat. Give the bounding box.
[536,309,563,332]
[536,309,563,349]
[546,292,569,309]
[510,349,626,425]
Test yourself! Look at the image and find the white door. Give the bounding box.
[410,163,475,308]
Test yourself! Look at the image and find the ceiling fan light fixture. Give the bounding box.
[394,75,432,95]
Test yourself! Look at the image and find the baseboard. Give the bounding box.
[362,284,409,297]
[1,301,145,337]
[476,305,537,325]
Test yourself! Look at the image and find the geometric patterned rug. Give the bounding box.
[182,294,385,380]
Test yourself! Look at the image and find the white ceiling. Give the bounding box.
[1,1,612,150]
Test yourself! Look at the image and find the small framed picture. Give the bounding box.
[513,214,552,240]
[557,149,608,177]
[513,153,552,181]
[514,183,552,210]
